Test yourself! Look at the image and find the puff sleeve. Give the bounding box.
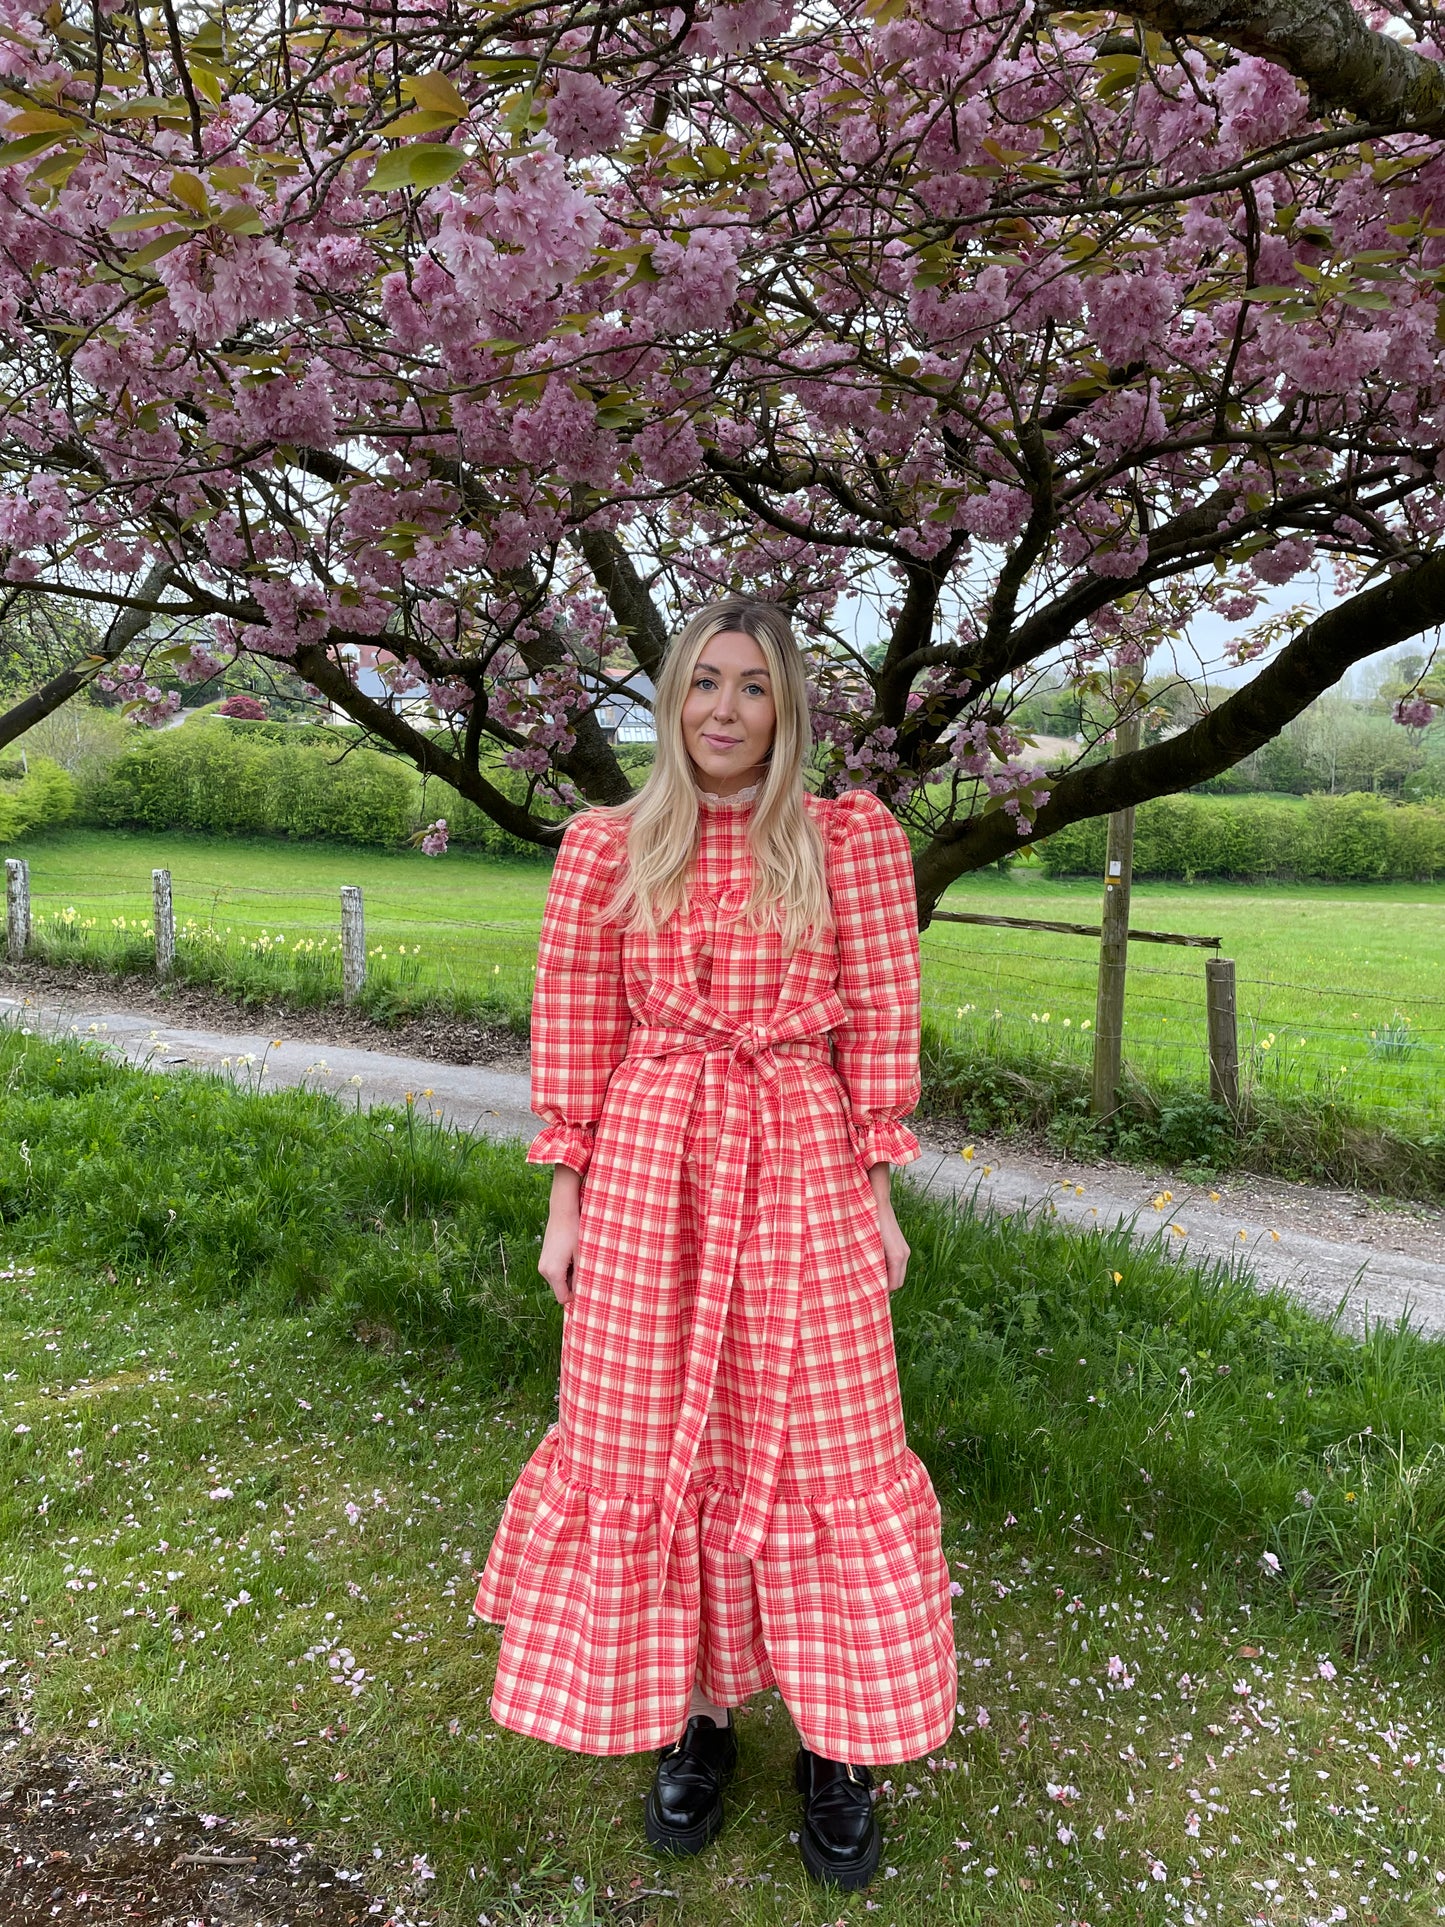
[525,810,632,1178]
[828,788,923,1173]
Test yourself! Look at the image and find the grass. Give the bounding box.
[16,825,545,1028]
[4,1024,1445,1922]
[929,865,1445,1134]
[8,825,1445,1192]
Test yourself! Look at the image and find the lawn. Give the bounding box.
[11,826,1444,1131]
[3,1026,1445,1924]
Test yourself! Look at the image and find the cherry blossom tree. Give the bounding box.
[0,0,1443,920]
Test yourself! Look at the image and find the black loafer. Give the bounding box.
[643,1713,738,1855]
[794,1747,881,1890]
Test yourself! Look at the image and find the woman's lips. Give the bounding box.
[702,734,741,747]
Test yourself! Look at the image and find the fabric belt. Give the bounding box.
[621,976,849,1597]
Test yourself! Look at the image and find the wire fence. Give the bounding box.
[12,859,1443,1131]
[920,924,1444,1126]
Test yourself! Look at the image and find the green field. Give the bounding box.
[9,826,1445,1129]
[5,1024,1445,1925]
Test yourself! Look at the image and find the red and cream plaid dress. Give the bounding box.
[474,781,958,1763]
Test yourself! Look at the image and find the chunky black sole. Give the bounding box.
[794,1750,882,1891]
[797,1817,881,1891]
[642,1785,724,1856]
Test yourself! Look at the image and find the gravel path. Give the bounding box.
[7,986,1443,1343]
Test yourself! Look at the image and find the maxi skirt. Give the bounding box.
[473,1006,959,1762]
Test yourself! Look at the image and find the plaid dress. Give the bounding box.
[474,782,958,1763]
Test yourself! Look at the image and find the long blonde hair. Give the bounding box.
[596,598,832,954]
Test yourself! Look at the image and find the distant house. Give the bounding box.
[597,688,656,743]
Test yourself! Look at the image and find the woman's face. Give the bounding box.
[680,628,777,795]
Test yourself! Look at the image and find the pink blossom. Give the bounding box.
[706,0,789,53]
[1214,55,1306,159]
[157,236,296,343]
[174,644,225,685]
[1250,536,1314,586]
[420,818,449,856]
[632,416,705,487]
[545,72,626,157]
[511,378,618,486]
[644,226,744,333]
[0,475,69,549]
[956,483,1031,542]
[1087,272,1176,365]
[1393,696,1439,729]
[235,361,338,451]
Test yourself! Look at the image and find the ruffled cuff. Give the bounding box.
[851,1117,922,1172]
[526,1120,596,1177]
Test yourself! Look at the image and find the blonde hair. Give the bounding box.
[595,597,832,955]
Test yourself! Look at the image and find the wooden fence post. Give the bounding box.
[5,857,29,963]
[1206,955,1239,1113]
[340,885,365,1003]
[1090,703,1141,1117]
[152,868,175,978]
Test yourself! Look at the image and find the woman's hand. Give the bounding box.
[539,1165,583,1308]
[867,1161,910,1294]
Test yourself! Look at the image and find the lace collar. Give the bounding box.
[692,774,762,810]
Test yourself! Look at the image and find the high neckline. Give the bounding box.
[693,775,761,811]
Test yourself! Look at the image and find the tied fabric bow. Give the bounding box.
[624,977,849,1598]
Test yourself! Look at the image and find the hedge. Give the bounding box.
[0,757,78,842]
[85,720,551,858]
[1038,791,1445,882]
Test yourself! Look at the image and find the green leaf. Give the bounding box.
[1336,288,1394,310]
[97,95,187,120]
[364,143,466,194]
[403,71,469,117]
[0,130,68,165]
[170,170,211,215]
[1240,285,1303,302]
[216,205,264,235]
[465,57,535,82]
[108,209,185,233]
[382,109,461,137]
[128,229,198,266]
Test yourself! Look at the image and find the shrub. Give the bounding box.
[84,718,546,853]
[1039,792,1445,882]
[0,756,78,842]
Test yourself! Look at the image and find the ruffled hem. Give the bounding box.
[851,1116,922,1171]
[474,1426,958,1761]
[525,1119,595,1176]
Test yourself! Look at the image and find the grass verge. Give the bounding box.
[919,1019,1445,1202]
[3,1028,1445,1921]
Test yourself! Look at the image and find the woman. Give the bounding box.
[474,598,958,1892]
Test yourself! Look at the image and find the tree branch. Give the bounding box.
[290,637,583,847]
[912,548,1445,914]
[1129,0,1445,130]
[0,564,174,753]
[575,528,671,680]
